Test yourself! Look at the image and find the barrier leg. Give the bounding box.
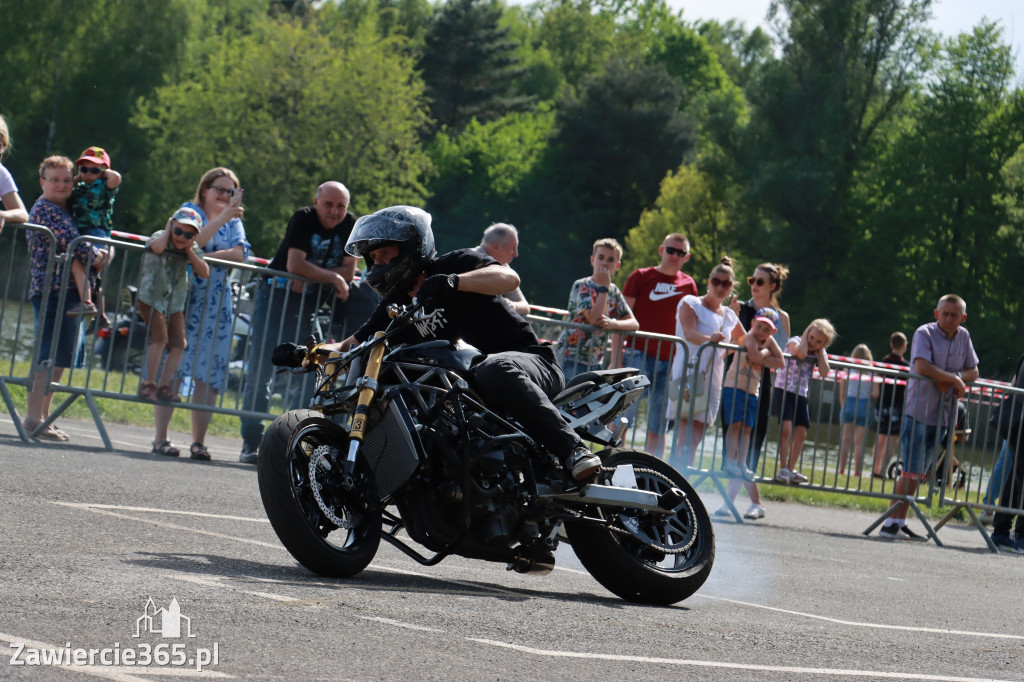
[84,392,113,451]
[0,378,32,442]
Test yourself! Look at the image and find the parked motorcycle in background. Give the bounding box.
[257,302,715,605]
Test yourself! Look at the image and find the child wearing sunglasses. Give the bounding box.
[66,146,121,323]
[136,208,210,456]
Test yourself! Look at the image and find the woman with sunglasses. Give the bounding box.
[153,167,249,461]
[668,257,744,469]
[716,263,792,519]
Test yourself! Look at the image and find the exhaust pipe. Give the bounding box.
[507,548,555,575]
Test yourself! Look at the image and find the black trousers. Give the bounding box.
[993,433,1024,536]
[473,350,580,457]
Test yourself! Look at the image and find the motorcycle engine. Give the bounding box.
[467,439,524,546]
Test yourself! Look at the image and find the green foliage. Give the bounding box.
[419,0,534,132]
[132,15,430,258]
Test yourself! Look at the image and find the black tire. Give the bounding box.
[257,409,381,578]
[565,449,715,606]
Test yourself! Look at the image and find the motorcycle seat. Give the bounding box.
[564,367,640,390]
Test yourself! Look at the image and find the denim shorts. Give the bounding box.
[721,387,758,428]
[841,397,871,426]
[900,415,945,479]
[32,290,86,368]
[771,387,810,428]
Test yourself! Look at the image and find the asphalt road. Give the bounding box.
[1,416,1022,681]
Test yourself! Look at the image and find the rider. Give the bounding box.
[321,205,600,482]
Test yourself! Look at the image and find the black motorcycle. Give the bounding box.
[257,303,714,605]
[93,286,148,373]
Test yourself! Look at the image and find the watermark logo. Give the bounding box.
[134,597,196,639]
[9,596,219,672]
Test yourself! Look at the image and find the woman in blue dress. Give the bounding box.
[153,167,248,460]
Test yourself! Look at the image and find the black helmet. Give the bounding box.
[345,206,436,298]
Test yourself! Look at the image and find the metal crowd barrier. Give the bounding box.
[528,313,1023,552]
[0,223,374,450]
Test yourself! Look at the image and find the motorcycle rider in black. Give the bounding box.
[326,205,601,481]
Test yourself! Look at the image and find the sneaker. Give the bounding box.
[979,510,995,526]
[743,504,765,520]
[898,525,925,540]
[239,448,259,465]
[566,446,601,481]
[991,534,1023,554]
[713,504,731,517]
[878,523,899,538]
[66,301,98,317]
[789,470,809,484]
[775,468,791,484]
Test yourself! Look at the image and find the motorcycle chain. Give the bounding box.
[309,444,355,529]
[600,465,698,556]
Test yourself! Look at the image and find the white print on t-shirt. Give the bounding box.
[412,309,447,338]
[648,282,682,301]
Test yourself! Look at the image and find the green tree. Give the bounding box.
[132,16,430,257]
[419,0,533,132]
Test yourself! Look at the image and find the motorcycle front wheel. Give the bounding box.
[257,409,382,578]
[565,448,714,606]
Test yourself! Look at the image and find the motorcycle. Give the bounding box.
[257,302,715,605]
[93,286,148,373]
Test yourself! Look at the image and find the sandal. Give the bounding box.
[139,382,158,402]
[156,384,181,403]
[189,442,211,461]
[152,440,180,457]
[23,419,71,442]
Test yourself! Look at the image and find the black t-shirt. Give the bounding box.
[267,206,357,273]
[878,352,910,409]
[353,249,543,355]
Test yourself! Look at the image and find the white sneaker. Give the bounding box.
[744,504,765,520]
[775,468,791,483]
[713,503,731,517]
[979,510,995,525]
[789,470,809,484]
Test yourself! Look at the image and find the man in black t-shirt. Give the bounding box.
[334,206,601,481]
[239,182,358,462]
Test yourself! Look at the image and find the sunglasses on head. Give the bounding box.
[710,277,733,288]
[172,226,196,239]
[78,166,103,175]
[663,246,688,257]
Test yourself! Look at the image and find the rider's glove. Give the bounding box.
[272,342,306,368]
[416,273,459,308]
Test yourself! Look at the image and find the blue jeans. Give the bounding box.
[983,440,1010,505]
[621,348,671,436]
[32,289,85,368]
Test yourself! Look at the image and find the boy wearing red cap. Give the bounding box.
[67,145,121,321]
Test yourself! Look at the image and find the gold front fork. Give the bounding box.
[341,331,386,483]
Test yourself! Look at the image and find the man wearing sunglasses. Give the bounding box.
[622,233,698,457]
[239,181,360,463]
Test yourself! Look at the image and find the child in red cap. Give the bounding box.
[66,145,121,323]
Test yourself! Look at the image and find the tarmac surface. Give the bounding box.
[1,415,1022,681]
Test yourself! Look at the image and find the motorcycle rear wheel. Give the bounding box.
[257,409,382,578]
[565,448,714,605]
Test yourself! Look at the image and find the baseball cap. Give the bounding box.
[77,145,111,168]
[169,207,203,231]
[754,307,780,331]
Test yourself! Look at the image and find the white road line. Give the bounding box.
[468,638,1013,682]
[697,595,1024,640]
[164,574,302,603]
[0,631,232,680]
[356,616,443,633]
[53,502,268,523]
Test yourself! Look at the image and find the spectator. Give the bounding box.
[871,332,909,479]
[557,238,638,382]
[473,223,529,316]
[991,351,1024,550]
[837,343,879,477]
[773,319,835,484]
[0,115,29,231]
[621,233,698,456]
[879,295,978,539]
[136,207,210,457]
[22,156,94,441]
[153,167,248,461]
[668,257,743,468]
[66,146,120,323]
[719,308,784,499]
[239,181,357,463]
[718,263,792,516]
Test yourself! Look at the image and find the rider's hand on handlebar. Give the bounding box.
[272,342,307,368]
[415,273,458,308]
